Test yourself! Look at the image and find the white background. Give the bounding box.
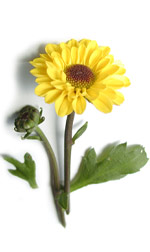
[0,0,150,251]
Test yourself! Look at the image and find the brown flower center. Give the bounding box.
[65,64,95,89]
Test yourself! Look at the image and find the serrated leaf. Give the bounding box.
[72,122,88,144]
[3,153,38,189]
[97,142,118,163]
[70,143,148,192]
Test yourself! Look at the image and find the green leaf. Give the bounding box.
[70,143,148,192]
[97,142,118,163]
[3,153,38,189]
[72,122,88,144]
[58,192,68,210]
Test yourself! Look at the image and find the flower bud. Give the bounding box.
[14,105,45,137]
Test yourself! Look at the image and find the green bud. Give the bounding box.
[14,105,45,137]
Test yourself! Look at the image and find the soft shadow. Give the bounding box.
[73,120,84,130]
[54,113,64,182]
[15,43,46,92]
[6,111,19,126]
[5,42,66,226]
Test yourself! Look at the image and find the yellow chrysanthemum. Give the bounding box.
[30,39,130,117]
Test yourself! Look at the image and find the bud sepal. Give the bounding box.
[14,105,45,139]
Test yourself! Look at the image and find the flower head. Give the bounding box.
[14,105,45,137]
[30,39,130,116]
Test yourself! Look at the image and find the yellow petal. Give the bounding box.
[67,39,79,48]
[61,48,71,65]
[72,95,86,114]
[102,88,116,100]
[51,52,60,58]
[95,58,110,71]
[35,76,51,83]
[59,42,69,50]
[40,54,50,61]
[99,46,111,57]
[103,78,124,89]
[86,87,99,100]
[66,104,74,115]
[71,47,78,64]
[53,56,64,69]
[95,55,114,72]
[103,75,130,89]
[68,90,77,100]
[68,87,83,101]
[30,57,45,63]
[78,44,86,64]
[113,91,124,105]
[45,89,62,103]
[30,58,46,68]
[47,67,66,81]
[89,49,103,68]
[55,93,73,117]
[123,76,130,87]
[35,83,53,96]
[30,68,47,77]
[97,65,119,81]
[115,67,126,75]
[92,93,113,113]
[79,39,91,47]
[46,61,57,69]
[45,44,60,56]
[84,40,98,65]
[92,81,106,90]
[47,68,60,80]
[51,80,66,90]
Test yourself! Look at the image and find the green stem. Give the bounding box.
[64,112,75,214]
[35,126,66,227]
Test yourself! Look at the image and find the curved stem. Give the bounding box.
[64,112,75,214]
[35,126,66,227]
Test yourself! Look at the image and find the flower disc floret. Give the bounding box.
[65,64,95,89]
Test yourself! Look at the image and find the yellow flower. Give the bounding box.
[30,39,130,117]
